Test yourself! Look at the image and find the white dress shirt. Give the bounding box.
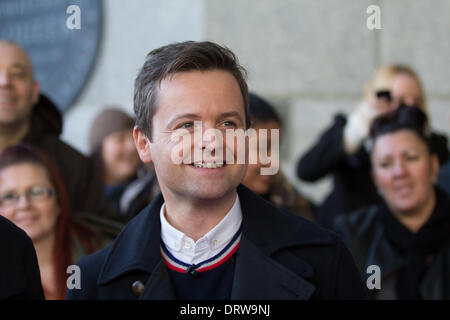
[160,194,243,265]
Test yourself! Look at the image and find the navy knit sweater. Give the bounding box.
[160,224,242,300]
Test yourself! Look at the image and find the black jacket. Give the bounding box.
[22,94,115,219]
[0,216,44,300]
[67,185,367,300]
[297,114,449,229]
[334,189,450,300]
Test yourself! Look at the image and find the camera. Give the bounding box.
[375,90,392,102]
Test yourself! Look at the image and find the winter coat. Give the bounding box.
[67,185,367,300]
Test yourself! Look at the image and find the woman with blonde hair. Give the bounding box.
[296,64,448,229]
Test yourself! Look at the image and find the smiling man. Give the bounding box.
[67,41,367,300]
[0,40,114,220]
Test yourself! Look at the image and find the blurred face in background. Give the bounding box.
[102,128,141,186]
[370,69,425,117]
[371,129,439,217]
[0,162,59,242]
[242,120,281,195]
[390,73,424,109]
[0,42,39,127]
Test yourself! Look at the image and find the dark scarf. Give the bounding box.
[380,187,450,299]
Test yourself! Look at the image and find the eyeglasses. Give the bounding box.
[0,186,56,208]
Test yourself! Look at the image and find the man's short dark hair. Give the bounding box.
[134,41,250,140]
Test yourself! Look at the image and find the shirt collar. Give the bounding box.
[160,194,243,264]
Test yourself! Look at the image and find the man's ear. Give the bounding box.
[133,126,152,163]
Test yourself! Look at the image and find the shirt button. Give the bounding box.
[174,242,180,249]
[184,242,192,249]
[212,240,218,248]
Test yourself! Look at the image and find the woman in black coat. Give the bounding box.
[297,65,449,229]
[0,215,44,299]
[335,106,450,300]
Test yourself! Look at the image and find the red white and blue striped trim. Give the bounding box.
[160,223,242,274]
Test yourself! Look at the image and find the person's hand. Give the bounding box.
[367,94,396,117]
[343,101,379,155]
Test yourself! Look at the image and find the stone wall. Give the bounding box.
[62,0,450,203]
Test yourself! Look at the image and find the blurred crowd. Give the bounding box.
[0,40,449,300]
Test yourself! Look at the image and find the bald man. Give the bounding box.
[0,40,39,151]
[0,40,116,221]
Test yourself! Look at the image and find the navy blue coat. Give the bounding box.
[67,185,367,300]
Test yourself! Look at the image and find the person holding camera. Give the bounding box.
[296,65,449,229]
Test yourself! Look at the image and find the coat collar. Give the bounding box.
[97,185,333,299]
[97,193,164,284]
[237,185,334,255]
[366,224,405,280]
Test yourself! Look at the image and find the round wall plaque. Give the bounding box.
[0,0,102,112]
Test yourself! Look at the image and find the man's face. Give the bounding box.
[134,69,247,203]
[0,42,39,127]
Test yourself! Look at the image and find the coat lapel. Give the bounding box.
[229,185,339,300]
[139,260,176,300]
[97,193,178,299]
[231,237,315,300]
[420,240,450,299]
[367,226,404,281]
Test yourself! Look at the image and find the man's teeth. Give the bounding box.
[193,162,224,169]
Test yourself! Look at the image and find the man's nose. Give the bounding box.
[196,133,218,152]
[194,123,220,149]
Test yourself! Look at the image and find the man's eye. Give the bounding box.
[179,122,194,129]
[10,71,26,79]
[222,121,236,127]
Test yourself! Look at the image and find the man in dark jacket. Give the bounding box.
[67,41,367,300]
[0,40,114,219]
[0,215,44,299]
